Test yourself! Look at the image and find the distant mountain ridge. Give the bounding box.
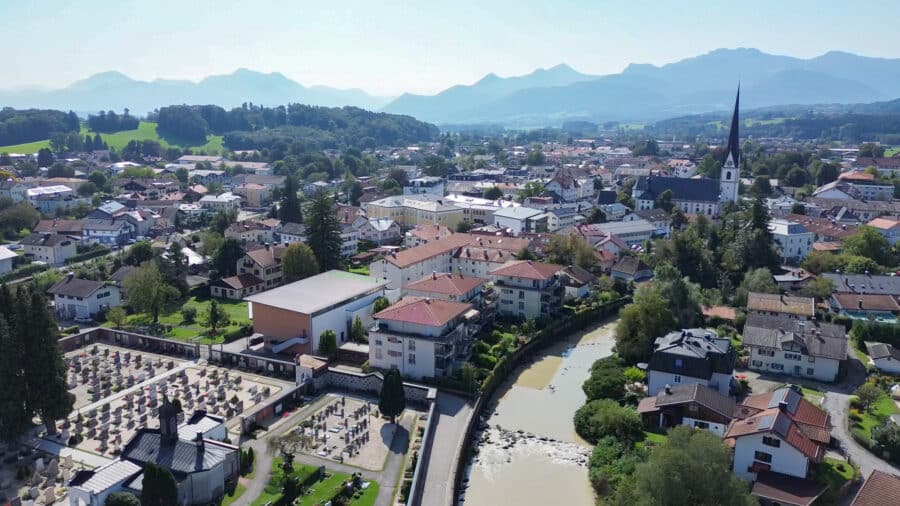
[0,69,393,115]
[382,48,900,125]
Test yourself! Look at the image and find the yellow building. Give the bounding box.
[366,195,463,230]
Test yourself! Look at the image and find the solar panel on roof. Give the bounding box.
[757,415,775,430]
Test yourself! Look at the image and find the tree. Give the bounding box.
[104,492,141,506]
[526,149,545,166]
[212,238,244,278]
[582,357,625,401]
[516,246,536,261]
[655,189,674,212]
[175,167,189,185]
[350,315,365,343]
[209,210,237,234]
[106,307,127,329]
[791,202,806,215]
[854,384,883,413]
[379,368,406,424]
[800,276,834,300]
[546,233,596,269]
[653,263,701,328]
[281,242,320,282]
[859,142,885,158]
[204,300,230,335]
[749,176,772,197]
[37,147,53,167]
[631,139,660,157]
[587,207,607,224]
[482,186,504,200]
[348,180,364,206]
[872,422,900,460]
[318,329,337,358]
[629,426,756,506]
[0,318,28,443]
[279,174,303,223]
[843,226,893,266]
[574,399,643,444]
[22,291,74,434]
[141,463,178,506]
[373,296,390,313]
[124,241,154,266]
[517,181,544,202]
[421,154,450,177]
[615,286,677,363]
[734,268,779,307]
[306,190,343,270]
[77,181,98,197]
[123,263,180,324]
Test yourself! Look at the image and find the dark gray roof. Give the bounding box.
[824,273,900,297]
[279,222,306,236]
[864,341,900,361]
[120,429,233,477]
[634,208,669,222]
[648,329,735,379]
[20,232,72,247]
[743,315,848,361]
[611,256,651,276]
[635,176,720,203]
[47,277,107,298]
[596,190,617,205]
[110,266,137,284]
[654,383,737,419]
[83,218,130,232]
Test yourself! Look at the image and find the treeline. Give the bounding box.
[0,108,80,146]
[649,110,900,144]
[152,103,439,149]
[86,110,139,133]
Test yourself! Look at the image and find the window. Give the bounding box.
[674,358,683,368]
[408,340,416,351]
[751,360,763,367]
[762,436,781,448]
[808,356,815,363]
[674,375,682,383]
[519,291,525,299]
[374,339,382,346]
[807,368,814,376]
[759,349,775,357]
[408,354,416,365]
[771,363,784,371]
[519,302,525,310]
[754,451,773,464]
[693,421,709,429]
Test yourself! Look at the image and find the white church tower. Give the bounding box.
[719,87,740,204]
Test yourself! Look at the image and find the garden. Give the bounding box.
[103,295,252,344]
[849,379,900,464]
[252,457,378,506]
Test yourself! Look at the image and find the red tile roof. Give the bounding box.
[489,260,562,280]
[751,471,828,506]
[373,296,472,327]
[747,293,815,317]
[702,305,737,321]
[740,389,831,444]
[385,234,473,268]
[406,272,485,297]
[832,293,900,312]
[851,470,900,506]
[724,408,824,462]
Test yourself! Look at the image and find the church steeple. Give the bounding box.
[718,86,740,204]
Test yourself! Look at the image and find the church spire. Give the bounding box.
[725,85,740,167]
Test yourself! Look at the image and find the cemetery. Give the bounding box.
[291,394,411,471]
[0,447,79,505]
[60,344,292,458]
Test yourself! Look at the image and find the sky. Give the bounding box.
[4,0,900,97]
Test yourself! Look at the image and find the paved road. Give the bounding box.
[230,395,414,506]
[416,392,475,506]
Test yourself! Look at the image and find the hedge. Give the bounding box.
[64,246,111,264]
[0,262,49,283]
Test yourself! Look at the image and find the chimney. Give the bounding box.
[858,299,863,309]
[778,400,789,412]
[66,271,74,281]
[196,432,205,451]
[264,242,270,251]
[432,271,437,280]
[664,384,671,395]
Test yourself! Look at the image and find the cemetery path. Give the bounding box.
[73,359,198,414]
[25,435,112,468]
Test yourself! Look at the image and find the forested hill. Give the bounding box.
[152,104,439,150]
[0,108,80,146]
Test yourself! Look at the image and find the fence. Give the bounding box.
[406,400,437,506]
[58,327,202,358]
[450,297,629,504]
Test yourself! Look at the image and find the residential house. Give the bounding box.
[850,470,900,506]
[742,314,847,382]
[769,219,814,264]
[277,222,307,244]
[443,193,521,226]
[357,218,401,245]
[637,383,737,436]
[406,272,486,307]
[610,256,652,282]
[867,217,900,246]
[725,387,830,481]
[177,154,224,165]
[21,232,77,265]
[209,274,265,300]
[0,179,29,203]
[403,224,453,248]
[545,207,580,232]
[559,264,597,300]
[490,260,564,319]
[224,221,276,245]
[368,296,475,379]
[823,272,900,300]
[47,274,121,320]
[245,270,386,355]
[747,293,815,320]
[237,244,285,290]
[366,195,464,230]
[0,246,16,274]
[199,192,242,212]
[232,183,272,207]
[631,208,671,237]
[830,293,900,321]
[339,223,360,257]
[82,218,134,246]
[492,206,548,236]
[35,219,84,236]
[597,220,655,246]
[403,176,445,196]
[864,342,900,375]
[646,329,735,396]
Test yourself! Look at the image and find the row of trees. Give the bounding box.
[86,109,139,133]
[0,108,80,146]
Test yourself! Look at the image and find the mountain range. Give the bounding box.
[382,48,900,125]
[0,69,393,116]
[3,48,900,126]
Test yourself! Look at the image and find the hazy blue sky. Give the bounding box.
[5,0,900,96]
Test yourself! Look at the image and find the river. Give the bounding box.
[460,318,619,506]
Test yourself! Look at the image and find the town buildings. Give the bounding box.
[21,232,77,265]
[646,329,736,396]
[490,260,564,319]
[746,293,816,320]
[768,219,814,264]
[741,314,847,382]
[637,383,737,437]
[47,275,121,320]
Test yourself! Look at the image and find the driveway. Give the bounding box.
[416,392,475,506]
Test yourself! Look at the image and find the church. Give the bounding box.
[68,397,239,506]
[632,88,741,216]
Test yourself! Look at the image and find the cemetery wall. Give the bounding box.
[406,400,437,506]
[238,384,305,432]
[312,368,435,406]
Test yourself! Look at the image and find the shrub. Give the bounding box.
[623,366,646,384]
[872,423,900,463]
[574,399,643,444]
[582,357,626,401]
[472,353,497,370]
[181,306,197,324]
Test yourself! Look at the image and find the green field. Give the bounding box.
[885,148,899,157]
[251,459,378,506]
[103,295,250,344]
[0,121,224,154]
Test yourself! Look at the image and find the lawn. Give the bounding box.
[775,384,824,405]
[349,265,370,276]
[250,458,377,506]
[221,483,247,506]
[885,147,899,157]
[104,295,250,344]
[811,457,858,499]
[0,121,224,154]
[852,392,899,438]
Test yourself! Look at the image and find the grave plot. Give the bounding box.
[60,344,288,458]
[0,448,79,506]
[291,394,416,471]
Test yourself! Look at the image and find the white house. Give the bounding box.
[864,342,900,374]
[403,176,444,196]
[646,329,735,396]
[868,217,900,246]
[490,260,564,320]
[768,219,814,264]
[492,206,547,235]
[368,296,475,379]
[742,314,847,383]
[199,192,242,211]
[47,275,121,320]
[0,246,16,274]
[357,218,401,245]
[21,232,78,265]
[277,222,307,244]
[725,387,829,481]
[596,219,655,246]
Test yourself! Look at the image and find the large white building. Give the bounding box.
[768,219,814,264]
[47,275,122,320]
[741,314,847,383]
[490,260,564,320]
[369,296,476,379]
